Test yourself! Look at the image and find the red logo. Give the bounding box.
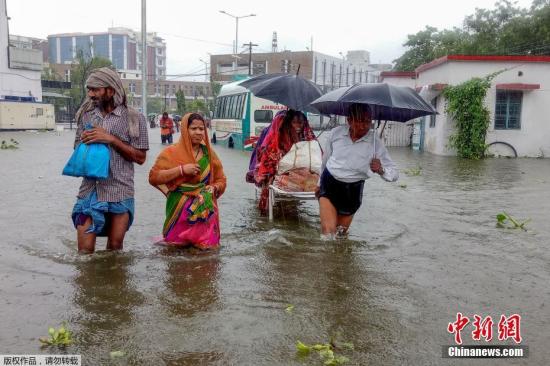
[448,313,522,344]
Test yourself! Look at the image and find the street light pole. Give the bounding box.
[219,10,256,55]
[141,0,147,117]
[338,52,345,87]
[199,58,208,82]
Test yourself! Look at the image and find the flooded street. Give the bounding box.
[1,128,549,365]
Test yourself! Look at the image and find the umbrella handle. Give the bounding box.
[372,120,378,159]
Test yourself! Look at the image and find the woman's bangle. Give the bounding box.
[179,165,184,176]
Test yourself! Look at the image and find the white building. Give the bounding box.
[379,71,416,88]
[415,55,550,158]
[0,0,54,130]
[0,0,43,101]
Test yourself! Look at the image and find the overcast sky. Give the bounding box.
[7,0,535,81]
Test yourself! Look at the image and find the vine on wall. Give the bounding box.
[443,72,501,159]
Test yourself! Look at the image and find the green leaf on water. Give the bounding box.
[398,184,407,189]
[296,340,311,355]
[496,212,530,231]
[312,343,330,351]
[319,348,334,360]
[403,165,422,176]
[110,350,126,358]
[285,304,294,313]
[496,213,507,223]
[296,338,351,364]
[325,355,350,365]
[40,323,73,347]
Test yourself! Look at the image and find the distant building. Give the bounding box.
[366,63,393,83]
[1,0,54,129]
[1,0,42,101]
[48,27,166,81]
[210,50,374,90]
[9,34,48,63]
[379,71,416,87]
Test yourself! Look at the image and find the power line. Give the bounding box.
[158,32,232,47]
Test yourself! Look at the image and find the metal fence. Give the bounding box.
[381,121,413,147]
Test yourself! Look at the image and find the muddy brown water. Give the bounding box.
[1,129,549,365]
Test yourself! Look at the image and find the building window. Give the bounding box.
[155,83,160,94]
[429,97,437,128]
[64,69,71,82]
[495,90,522,129]
[129,83,136,93]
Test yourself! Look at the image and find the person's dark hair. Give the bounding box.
[162,112,168,117]
[348,104,372,121]
[280,110,306,133]
[187,113,205,127]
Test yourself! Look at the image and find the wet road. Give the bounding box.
[1,129,549,365]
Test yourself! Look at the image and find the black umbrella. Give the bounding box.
[310,83,436,122]
[239,73,322,111]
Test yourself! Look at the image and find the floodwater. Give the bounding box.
[1,128,549,365]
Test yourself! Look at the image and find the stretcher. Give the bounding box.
[267,185,317,221]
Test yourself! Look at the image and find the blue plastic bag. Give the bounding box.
[62,123,110,179]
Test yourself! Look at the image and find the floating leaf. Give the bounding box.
[296,340,311,355]
[285,304,294,313]
[39,323,73,347]
[495,212,530,231]
[312,344,330,351]
[325,355,350,365]
[398,184,407,189]
[403,166,422,176]
[110,350,126,358]
[319,348,334,360]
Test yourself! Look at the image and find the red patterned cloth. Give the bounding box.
[255,110,316,214]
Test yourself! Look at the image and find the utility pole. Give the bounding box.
[243,42,258,76]
[141,0,147,117]
[199,58,208,82]
[163,84,168,112]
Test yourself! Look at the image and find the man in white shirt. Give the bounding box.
[316,104,399,238]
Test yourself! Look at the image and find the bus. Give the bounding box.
[211,79,287,150]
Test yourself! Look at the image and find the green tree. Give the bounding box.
[175,89,187,115]
[147,97,163,114]
[187,99,207,114]
[70,50,112,108]
[393,0,550,71]
[208,81,222,117]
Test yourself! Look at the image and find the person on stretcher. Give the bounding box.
[253,109,320,214]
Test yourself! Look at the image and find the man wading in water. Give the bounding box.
[316,103,399,239]
[70,67,149,253]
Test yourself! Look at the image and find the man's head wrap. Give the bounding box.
[75,67,140,138]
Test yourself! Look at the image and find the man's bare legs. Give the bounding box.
[77,213,129,253]
[319,197,354,238]
[77,217,97,253]
[106,213,129,251]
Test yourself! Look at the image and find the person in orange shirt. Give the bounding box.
[159,112,174,144]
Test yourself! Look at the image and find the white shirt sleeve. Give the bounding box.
[317,129,334,186]
[375,136,399,182]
